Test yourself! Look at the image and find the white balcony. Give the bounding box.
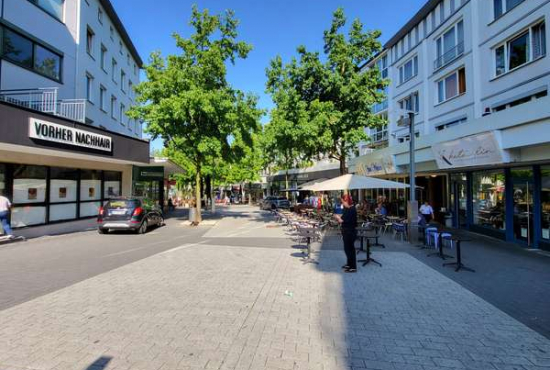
[0,88,86,123]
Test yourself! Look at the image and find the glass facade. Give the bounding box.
[448,165,550,250]
[0,164,122,228]
[541,166,550,242]
[472,170,506,231]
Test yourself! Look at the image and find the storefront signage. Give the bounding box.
[432,132,504,169]
[355,155,396,176]
[133,166,165,181]
[29,118,112,152]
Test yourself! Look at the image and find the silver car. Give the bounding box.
[261,196,291,210]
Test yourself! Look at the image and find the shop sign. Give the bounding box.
[432,132,504,169]
[29,118,112,152]
[133,166,165,181]
[355,155,396,176]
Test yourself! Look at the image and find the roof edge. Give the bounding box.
[99,0,144,67]
[383,0,443,50]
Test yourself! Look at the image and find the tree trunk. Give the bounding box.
[285,171,289,200]
[195,169,202,223]
[339,156,347,175]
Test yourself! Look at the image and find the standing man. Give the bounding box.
[0,193,14,239]
[334,194,357,273]
[419,201,435,223]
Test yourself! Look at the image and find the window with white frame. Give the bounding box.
[28,0,64,22]
[375,55,388,79]
[399,92,420,113]
[109,26,114,41]
[111,95,117,119]
[437,67,466,103]
[120,104,125,124]
[111,58,117,82]
[86,27,94,56]
[435,20,464,70]
[98,7,103,24]
[100,44,107,71]
[86,74,93,102]
[399,55,418,84]
[494,0,525,20]
[120,70,126,92]
[494,21,546,77]
[99,85,106,111]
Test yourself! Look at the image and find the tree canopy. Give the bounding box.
[129,6,262,221]
[265,8,387,175]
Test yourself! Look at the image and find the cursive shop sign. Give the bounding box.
[432,132,504,169]
[355,155,396,176]
[29,118,112,152]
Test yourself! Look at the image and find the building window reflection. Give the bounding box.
[472,170,506,231]
[541,166,550,241]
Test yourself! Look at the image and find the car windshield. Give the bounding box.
[107,200,139,209]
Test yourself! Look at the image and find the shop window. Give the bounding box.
[0,164,6,197]
[11,165,47,227]
[12,165,46,204]
[104,171,121,199]
[472,170,506,231]
[50,167,77,203]
[541,166,550,241]
[80,170,101,201]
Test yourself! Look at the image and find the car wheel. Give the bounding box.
[137,219,148,234]
[98,228,108,234]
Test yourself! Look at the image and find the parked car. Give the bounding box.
[97,198,164,234]
[261,196,291,210]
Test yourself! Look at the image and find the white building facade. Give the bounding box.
[351,0,550,249]
[0,0,150,229]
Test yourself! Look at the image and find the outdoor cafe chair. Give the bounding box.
[392,222,408,242]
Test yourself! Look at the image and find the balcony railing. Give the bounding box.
[434,41,464,70]
[372,100,388,114]
[0,88,86,123]
[371,130,388,143]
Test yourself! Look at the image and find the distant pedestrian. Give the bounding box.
[0,194,14,239]
[420,201,435,223]
[168,198,175,212]
[334,194,357,273]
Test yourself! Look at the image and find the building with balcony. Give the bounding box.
[351,0,550,249]
[0,0,150,229]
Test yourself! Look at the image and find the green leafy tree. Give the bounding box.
[264,58,319,195]
[129,6,261,222]
[267,8,387,175]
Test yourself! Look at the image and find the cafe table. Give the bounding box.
[443,236,475,272]
[356,227,382,267]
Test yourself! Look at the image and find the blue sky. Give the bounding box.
[110,0,427,149]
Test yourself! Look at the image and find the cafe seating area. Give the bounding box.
[271,204,476,273]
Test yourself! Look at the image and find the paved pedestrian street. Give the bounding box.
[1,209,549,370]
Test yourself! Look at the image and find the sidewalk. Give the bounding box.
[321,227,550,339]
[0,236,549,369]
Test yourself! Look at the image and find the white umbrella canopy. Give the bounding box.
[302,174,410,191]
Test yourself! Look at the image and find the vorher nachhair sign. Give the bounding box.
[29,118,112,152]
[432,132,504,169]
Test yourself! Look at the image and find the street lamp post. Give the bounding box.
[407,111,418,243]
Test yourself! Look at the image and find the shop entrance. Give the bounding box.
[450,173,468,228]
[511,168,535,246]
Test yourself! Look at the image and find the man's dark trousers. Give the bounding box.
[342,229,357,269]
